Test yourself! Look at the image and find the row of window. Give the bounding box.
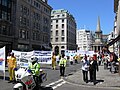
[51,37,65,42]
[51,24,65,29]
[20,5,29,15]
[25,0,50,14]
[51,19,64,23]
[51,14,65,18]
[51,30,64,36]
[0,0,11,8]
[20,16,29,26]
[19,29,49,43]
[0,10,11,21]
[0,25,12,36]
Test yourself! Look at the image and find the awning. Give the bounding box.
[107,35,120,46]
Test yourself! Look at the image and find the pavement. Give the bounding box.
[64,65,120,89]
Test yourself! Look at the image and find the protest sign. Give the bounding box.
[0,46,5,80]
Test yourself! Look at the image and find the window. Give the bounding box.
[61,37,64,42]
[57,15,60,17]
[18,44,28,51]
[62,19,64,23]
[56,30,58,36]
[19,29,29,39]
[2,11,7,20]
[2,25,7,35]
[51,31,53,36]
[51,38,53,42]
[56,20,58,23]
[61,30,64,36]
[62,24,64,28]
[20,17,29,26]
[56,25,58,29]
[55,38,58,42]
[61,46,64,49]
[62,14,65,17]
[2,0,7,6]
[51,25,53,29]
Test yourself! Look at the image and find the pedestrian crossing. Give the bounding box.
[45,78,66,89]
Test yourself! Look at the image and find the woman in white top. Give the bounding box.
[81,57,89,83]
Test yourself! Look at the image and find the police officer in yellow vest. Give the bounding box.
[28,57,40,88]
[59,54,67,77]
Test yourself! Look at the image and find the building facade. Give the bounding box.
[51,9,77,55]
[76,29,93,51]
[0,0,52,52]
[0,0,15,52]
[107,0,120,56]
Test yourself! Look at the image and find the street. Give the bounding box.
[0,62,119,90]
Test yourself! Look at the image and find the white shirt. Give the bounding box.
[81,59,89,71]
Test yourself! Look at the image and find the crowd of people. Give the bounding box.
[6,51,120,87]
[81,51,119,85]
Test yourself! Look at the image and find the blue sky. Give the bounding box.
[48,0,115,34]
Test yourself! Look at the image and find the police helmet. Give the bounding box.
[31,57,38,62]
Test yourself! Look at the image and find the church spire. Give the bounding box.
[96,16,101,32]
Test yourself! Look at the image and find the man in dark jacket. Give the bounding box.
[89,54,99,85]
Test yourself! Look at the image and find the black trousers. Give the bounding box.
[89,70,96,84]
[60,66,65,76]
[82,70,88,83]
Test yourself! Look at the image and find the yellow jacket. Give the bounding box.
[59,58,67,67]
[7,56,17,68]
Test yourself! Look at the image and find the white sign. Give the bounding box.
[33,51,52,64]
[77,50,95,56]
[0,46,5,80]
[65,50,76,57]
[12,50,33,68]
[12,50,52,67]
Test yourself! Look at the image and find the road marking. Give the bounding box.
[45,79,66,89]
[52,81,66,89]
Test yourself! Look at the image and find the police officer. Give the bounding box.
[28,57,40,88]
[59,54,67,77]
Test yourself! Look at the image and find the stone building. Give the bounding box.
[51,9,77,55]
[76,29,93,51]
[0,0,52,52]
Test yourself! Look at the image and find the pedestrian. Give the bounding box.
[7,52,17,83]
[69,55,74,65]
[52,52,56,70]
[74,54,78,64]
[103,55,109,69]
[56,54,60,64]
[59,54,67,77]
[110,52,118,73]
[81,56,89,83]
[89,54,99,85]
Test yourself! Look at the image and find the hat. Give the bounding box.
[30,57,38,62]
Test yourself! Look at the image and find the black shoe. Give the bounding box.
[93,82,96,85]
[8,80,13,83]
[86,81,88,83]
[12,80,16,84]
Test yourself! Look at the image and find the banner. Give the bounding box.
[65,50,76,57]
[12,50,52,67]
[33,51,52,64]
[77,50,95,56]
[12,50,33,68]
[0,46,5,80]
